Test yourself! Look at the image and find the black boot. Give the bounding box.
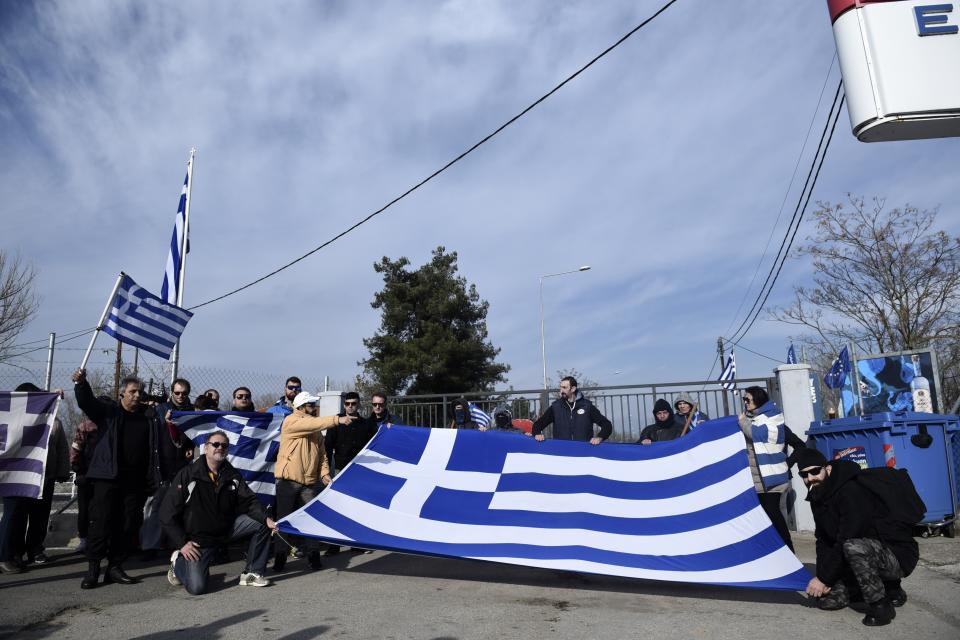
[273,551,286,572]
[307,551,324,570]
[80,560,101,589]
[103,565,138,585]
[862,597,896,626]
[884,580,907,607]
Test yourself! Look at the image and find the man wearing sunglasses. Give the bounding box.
[266,376,303,417]
[230,387,255,412]
[799,448,915,627]
[160,431,278,594]
[273,391,358,570]
[325,392,377,476]
[369,392,394,429]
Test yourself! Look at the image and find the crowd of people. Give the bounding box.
[0,373,919,625]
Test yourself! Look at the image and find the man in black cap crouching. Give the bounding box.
[799,448,917,627]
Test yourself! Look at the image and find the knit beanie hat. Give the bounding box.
[795,447,828,470]
[653,398,672,416]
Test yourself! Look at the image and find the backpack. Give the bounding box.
[855,467,927,526]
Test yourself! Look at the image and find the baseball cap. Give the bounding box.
[292,391,320,409]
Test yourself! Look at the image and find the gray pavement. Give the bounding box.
[1,532,958,640]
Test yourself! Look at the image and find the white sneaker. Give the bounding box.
[239,572,270,587]
[167,550,182,586]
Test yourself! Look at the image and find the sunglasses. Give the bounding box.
[799,466,824,479]
[371,402,385,407]
[287,385,302,391]
[208,441,230,450]
[742,398,754,404]
[172,390,190,396]
[344,401,359,406]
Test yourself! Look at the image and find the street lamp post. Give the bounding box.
[539,265,591,390]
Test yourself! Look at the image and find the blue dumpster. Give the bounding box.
[807,412,959,533]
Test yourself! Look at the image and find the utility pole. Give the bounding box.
[113,340,122,399]
[718,337,730,416]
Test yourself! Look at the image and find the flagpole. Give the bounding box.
[170,148,195,384]
[80,272,125,370]
[850,342,865,415]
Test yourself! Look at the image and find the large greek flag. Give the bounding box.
[279,417,811,590]
[102,274,193,359]
[171,411,283,507]
[0,392,60,498]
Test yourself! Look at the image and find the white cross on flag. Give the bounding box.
[0,392,61,498]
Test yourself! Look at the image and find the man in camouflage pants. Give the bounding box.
[798,449,918,627]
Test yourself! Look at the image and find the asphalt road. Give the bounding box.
[1,533,958,640]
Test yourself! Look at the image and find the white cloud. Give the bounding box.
[3,0,958,394]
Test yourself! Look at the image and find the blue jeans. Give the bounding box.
[174,515,271,595]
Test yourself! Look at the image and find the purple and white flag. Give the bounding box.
[0,392,60,498]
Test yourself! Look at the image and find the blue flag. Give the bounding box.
[278,418,811,591]
[787,344,797,364]
[823,346,850,389]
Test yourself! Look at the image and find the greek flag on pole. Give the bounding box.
[787,344,797,364]
[468,403,492,428]
[823,346,850,389]
[0,392,60,498]
[161,172,189,305]
[102,274,193,359]
[278,417,811,590]
[718,352,736,390]
[171,411,283,507]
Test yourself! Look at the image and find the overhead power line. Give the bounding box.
[727,85,845,344]
[187,0,682,310]
[727,81,843,343]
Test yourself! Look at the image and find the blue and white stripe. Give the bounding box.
[468,403,492,428]
[102,274,193,360]
[171,411,283,507]
[749,401,789,490]
[161,173,189,305]
[0,392,60,499]
[718,352,736,390]
[279,416,810,590]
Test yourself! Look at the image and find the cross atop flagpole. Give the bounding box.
[169,148,196,384]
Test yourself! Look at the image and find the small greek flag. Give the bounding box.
[718,352,736,390]
[0,392,60,498]
[786,344,797,365]
[468,403,492,428]
[161,171,190,305]
[102,274,193,359]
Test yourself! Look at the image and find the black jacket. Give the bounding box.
[154,402,195,482]
[74,378,161,492]
[639,399,683,443]
[532,393,613,441]
[808,460,920,585]
[325,413,377,473]
[160,456,267,548]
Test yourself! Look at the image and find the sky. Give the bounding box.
[1,0,958,394]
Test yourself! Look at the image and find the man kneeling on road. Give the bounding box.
[160,431,277,594]
[799,449,916,627]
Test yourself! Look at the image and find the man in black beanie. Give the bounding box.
[800,448,917,627]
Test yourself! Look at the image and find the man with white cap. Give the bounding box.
[273,391,357,571]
